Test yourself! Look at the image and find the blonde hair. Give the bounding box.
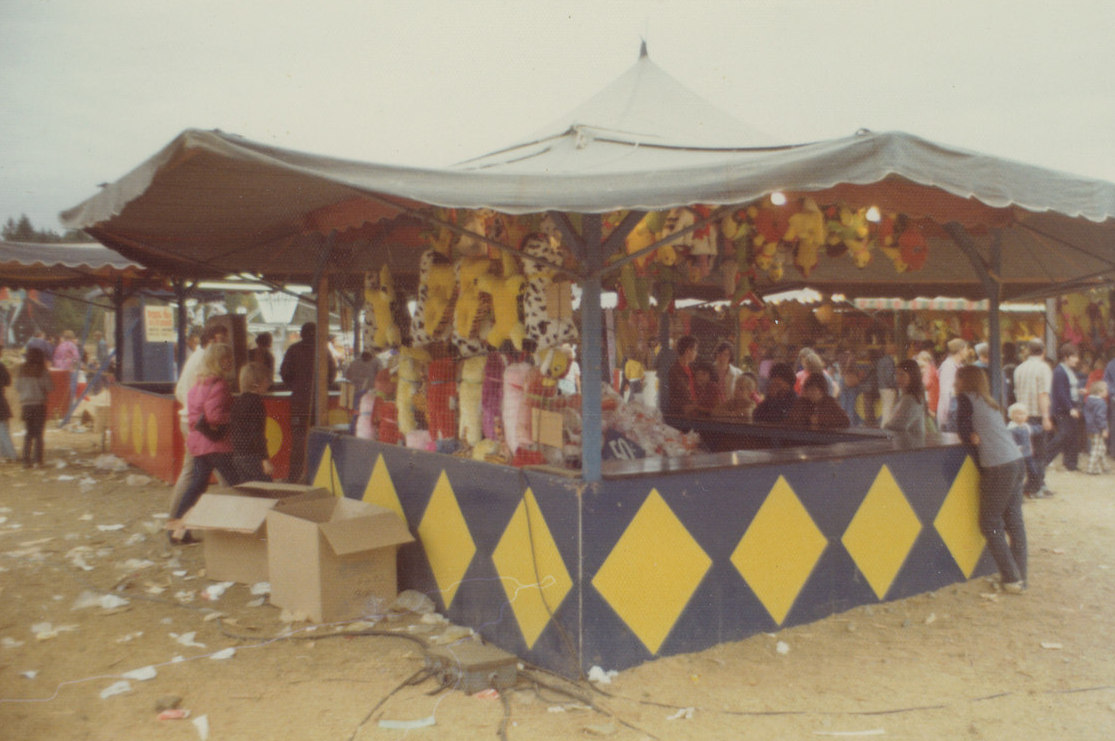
[802,351,825,374]
[954,365,999,410]
[200,342,234,380]
[1091,381,1108,398]
[239,361,271,393]
[1007,402,1028,419]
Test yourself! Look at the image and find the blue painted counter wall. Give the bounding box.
[306,429,991,677]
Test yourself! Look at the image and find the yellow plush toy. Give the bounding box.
[478,251,526,350]
[784,198,826,277]
[396,346,431,435]
[457,354,487,446]
[365,264,400,349]
[423,252,456,336]
[454,255,492,339]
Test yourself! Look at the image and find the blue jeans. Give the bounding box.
[979,459,1027,584]
[0,420,16,460]
[173,452,242,520]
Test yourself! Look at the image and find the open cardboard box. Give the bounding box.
[266,497,414,623]
[182,484,331,584]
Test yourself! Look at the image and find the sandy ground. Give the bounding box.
[1,425,1114,741]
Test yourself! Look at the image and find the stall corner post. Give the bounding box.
[580,214,604,482]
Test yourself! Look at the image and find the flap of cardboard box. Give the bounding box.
[183,489,332,534]
[234,482,331,499]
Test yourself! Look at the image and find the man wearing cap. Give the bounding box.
[1013,339,1054,497]
[1046,342,1082,472]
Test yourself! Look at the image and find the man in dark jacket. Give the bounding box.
[1046,342,1081,472]
[280,322,336,483]
[753,362,798,424]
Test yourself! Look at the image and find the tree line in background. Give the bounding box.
[3,214,92,244]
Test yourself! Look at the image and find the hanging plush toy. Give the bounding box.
[478,250,526,350]
[411,249,456,346]
[481,351,507,440]
[784,198,826,277]
[371,368,399,444]
[457,355,487,447]
[366,264,401,349]
[501,359,532,455]
[826,207,873,267]
[521,233,579,349]
[396,346,430,436]
[426,355,457,442]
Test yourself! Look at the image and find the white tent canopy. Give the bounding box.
[60,47,1115,300]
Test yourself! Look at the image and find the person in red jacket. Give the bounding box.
[170,342,242,542]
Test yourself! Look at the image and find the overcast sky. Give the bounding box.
[2,0,1113,232]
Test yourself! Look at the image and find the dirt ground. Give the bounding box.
[1,425,1113,741]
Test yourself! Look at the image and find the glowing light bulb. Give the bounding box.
[770,192,787,206]
[866,206,881,222]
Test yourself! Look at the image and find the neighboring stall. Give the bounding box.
[61,48,1115,675]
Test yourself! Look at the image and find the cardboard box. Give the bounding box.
[182,486,331,584]
[233,481,331,499]
[266,497,414,623]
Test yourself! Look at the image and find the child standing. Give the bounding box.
[1007,402,1043,498]
[955,366,1027,593]
[15,347,53,468]
[1083,381,1110,475]
[231,361,274,483]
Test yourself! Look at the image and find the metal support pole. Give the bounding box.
[315,273,330,428]
[113,278,126,382]
[580,214,604,482]
[174,280,189,373]
[945,222,1004,403]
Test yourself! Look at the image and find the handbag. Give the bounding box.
[194,414,229,442]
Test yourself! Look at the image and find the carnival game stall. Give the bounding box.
[61,48,1115,676]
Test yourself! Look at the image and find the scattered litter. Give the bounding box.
[378,716,435,730]
[474,688,500,700]
[419,612,449,626]
[979,593,1000,602]
[79,477,98,493]
[93,454,129,472]
[97,524,125,531]
[146,584,166,595]
[54,460,68,469]
[72,591,130,610]
[3,637,26,649]
[57,474,77,481]
[245,598,266,608]
[158,709,191,721]
[813,730,885,737]
[210,647,236,660]
[122,666,158,681]
[126,474,153,487]
[100,680,132,699]
[202,611,226,622]
[192,714,209,741]
[116,632,143,643]
[117,558,156,571]
[21,670,38,679]
[390,589,435,615]
[79,513,94,521]
[31,622,78,640]
[279,608,311,623]
[1040,641,1064,650]
[201,582,235,601]
[667,707,695,720]
[429,625,475,645]
[171,631,206,648]
[925,613,937,625]
[250,581,271,596]
[776,640,791,655]
[124,533,147,546]
[172,570,189,578]
[587,666,618,685]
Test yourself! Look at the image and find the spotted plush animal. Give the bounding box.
[521,233,578,350]
[410,249,456,346]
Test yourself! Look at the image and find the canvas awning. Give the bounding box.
[0,240,157,289]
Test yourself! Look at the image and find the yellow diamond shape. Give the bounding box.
[146,412,159,457]
[842,465,923,600]
[131,405,144,455]
[731,475,827,625]
[934,455,986,577]
[310,443,342,495]
[492,489,573,649]
[418,471,476,610]
[362,455,406,523]
[591,489,710,655]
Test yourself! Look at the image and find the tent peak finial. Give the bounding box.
[639,39,648,59]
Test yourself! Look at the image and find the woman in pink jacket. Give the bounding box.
[170,342,243,540]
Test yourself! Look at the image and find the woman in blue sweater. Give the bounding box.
[954,365,1027,594]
